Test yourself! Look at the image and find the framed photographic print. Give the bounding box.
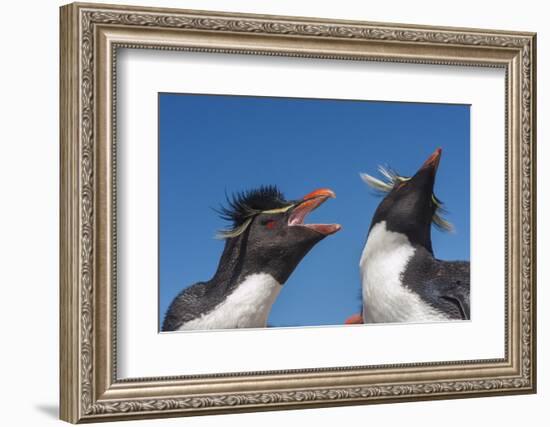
[59,2,537,423]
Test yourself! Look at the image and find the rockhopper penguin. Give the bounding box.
[358,148,470,323]
[162,186,341,331]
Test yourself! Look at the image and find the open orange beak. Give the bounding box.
[288,188,341,236]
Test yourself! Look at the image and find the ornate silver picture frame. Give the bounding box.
[60,2,536,423]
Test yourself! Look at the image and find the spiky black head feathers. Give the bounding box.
[216,185,294,239]
[218,185,288,224]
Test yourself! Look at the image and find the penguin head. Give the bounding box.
[216,186,341,283]
[361,148,452,252]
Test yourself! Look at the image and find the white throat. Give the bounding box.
[178,273,282,330]
[360,221,447,323]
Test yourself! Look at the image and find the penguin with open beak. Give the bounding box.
[355,148,470,324]
[162,186,341,331]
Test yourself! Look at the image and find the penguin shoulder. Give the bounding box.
[403,251,471,320]
[161,281,210,331]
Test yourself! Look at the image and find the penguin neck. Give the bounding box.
[368,214,434,255]
[359,221,447,323]
[360,221,416,323]
[404,224,433,255]
[211,233,252,292]
[178,272,282,330]
[361,221,416,267]
[189,234,281,329]
[210,229,286,294]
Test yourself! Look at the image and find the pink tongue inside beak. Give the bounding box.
[288,188,341,236]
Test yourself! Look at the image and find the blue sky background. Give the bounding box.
[158,93,470,329]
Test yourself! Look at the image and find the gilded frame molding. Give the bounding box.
[60,2,536,423]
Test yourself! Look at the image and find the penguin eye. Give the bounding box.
[396,180,408,190]
[263,219,277,229]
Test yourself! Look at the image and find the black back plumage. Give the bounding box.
[162,282,210,331]
[401,247,470,320]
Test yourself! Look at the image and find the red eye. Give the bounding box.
[265,220,276,229]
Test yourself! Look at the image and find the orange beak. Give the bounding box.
[287,188,341,236]
[420,147,442,171]
[302,188,336,201]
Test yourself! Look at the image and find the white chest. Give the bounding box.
[178,273,282,330]
[360,221,447,323]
